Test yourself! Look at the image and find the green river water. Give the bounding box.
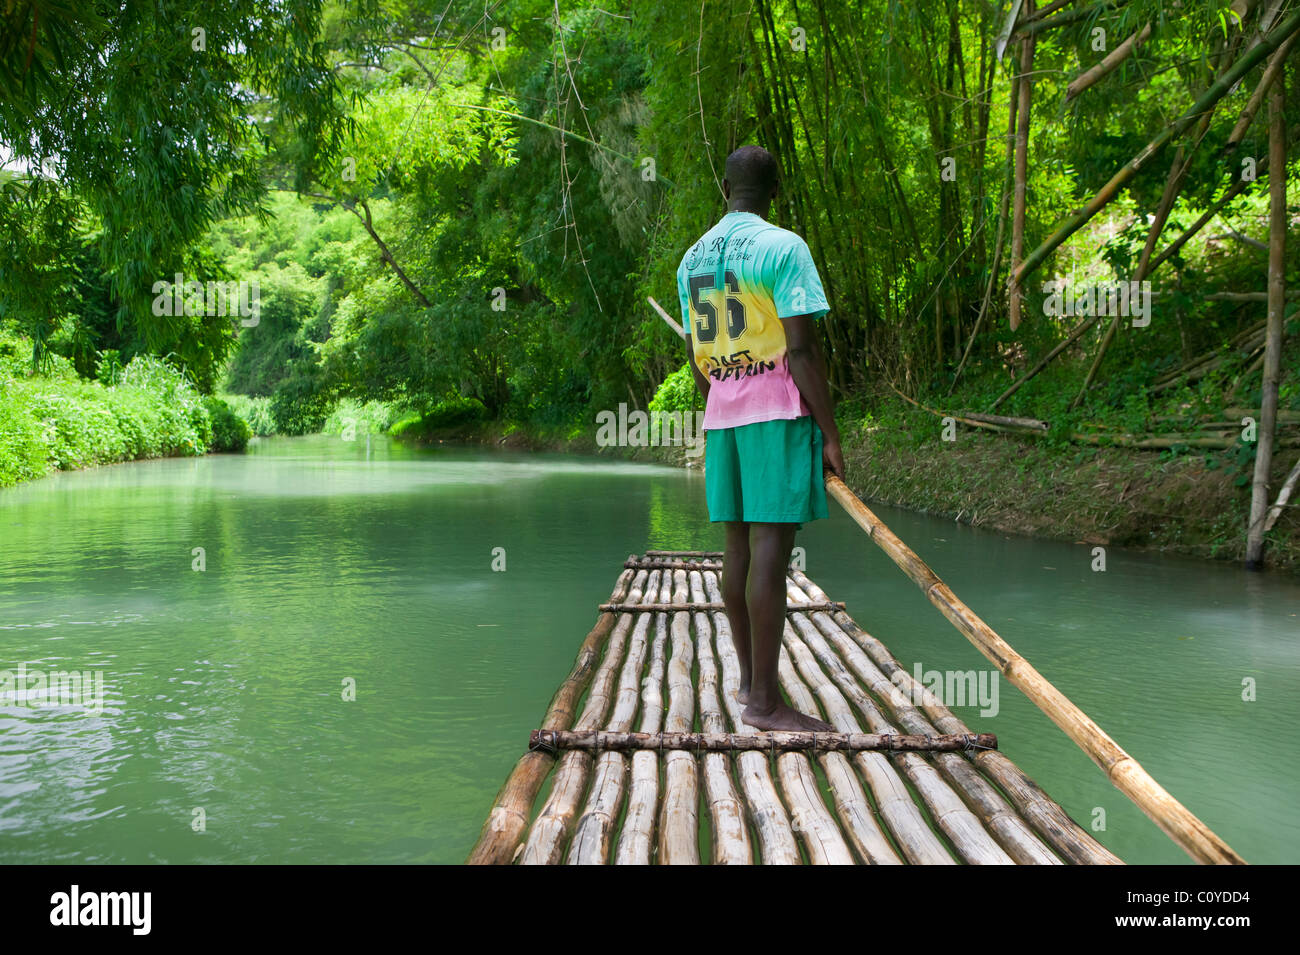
[1,434,1296,864]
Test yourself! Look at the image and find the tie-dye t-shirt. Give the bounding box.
[676,212,830,431]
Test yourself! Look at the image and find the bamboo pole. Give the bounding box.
[530,730,1000,753]
[780,598,1015,865]
[689,570,753,864]
[518,570,653,865]
[1012,8,1300,291]
[770,631,860,865]
[613,606,669,864]
[657,569,700,863]
[989,315,1098,410]
[647,295,685,338]
[1246,63,1288,568]
[792,569,1121,865]
[824,474,1245,864]
[1065,23,1152,102]
[703,573,803,864]
[785,581,1063,865]
[567,592,655,864]
[699,571,901,864]
[466,567,638,865]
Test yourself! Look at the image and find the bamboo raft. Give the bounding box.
[470,550,1125,865]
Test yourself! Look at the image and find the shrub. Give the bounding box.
[205,396,252,452]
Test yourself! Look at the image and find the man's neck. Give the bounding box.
[727,200,769,219]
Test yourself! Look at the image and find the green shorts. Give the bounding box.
[705,415,829,525]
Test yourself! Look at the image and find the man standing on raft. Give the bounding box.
[677,144,843,733]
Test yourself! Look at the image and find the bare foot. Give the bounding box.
[742,702,835,733]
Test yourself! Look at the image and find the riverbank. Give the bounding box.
[393,405,1300,573]
[0,340,250,489]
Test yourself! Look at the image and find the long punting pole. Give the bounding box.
[824,474,1246,865]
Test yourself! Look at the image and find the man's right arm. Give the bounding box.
[783,314,844,481]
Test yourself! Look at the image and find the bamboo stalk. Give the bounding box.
[518,570,654,865]
[1227,30,1297,148]
[950,57,1019,393]
[466,567,638,865]
[989,316,1098,410]
[1012,8,1300,291]
[1246,64,1288,567]
[1065,22,1152,102]
[613,607,669,864]
[1009,18,1035,331]
[657,569,700,863]
[824,475,1245,864]
[792,570,1121,865]
[689,570,752,864]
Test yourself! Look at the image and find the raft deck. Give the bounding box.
[469,551,1122,865]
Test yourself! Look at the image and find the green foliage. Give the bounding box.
[0,333,246,487]
[220,393,276,436]
[648,363,701,416]
[205,396,253,452]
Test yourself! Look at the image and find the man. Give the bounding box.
[676,144,843,733]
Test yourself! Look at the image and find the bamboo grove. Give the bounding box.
[2,0,1298,557]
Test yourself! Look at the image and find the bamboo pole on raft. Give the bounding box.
[823,474,1246,865]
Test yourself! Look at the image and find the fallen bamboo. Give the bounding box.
[824,473,1246,865]
[466,567,637,865]
[1264,455,1300,532]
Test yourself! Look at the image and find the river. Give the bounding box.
[1,435,1296,863]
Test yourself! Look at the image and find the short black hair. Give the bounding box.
[724,145,779,197]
